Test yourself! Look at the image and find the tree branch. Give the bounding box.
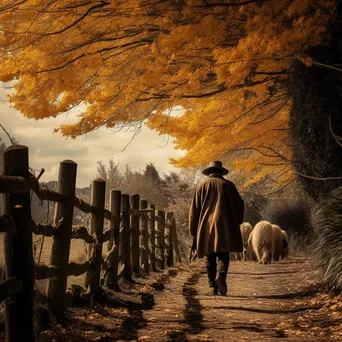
[192,0,260,7]
[37,1,110,36]
[294,171,342,181]
[0,124,15,145]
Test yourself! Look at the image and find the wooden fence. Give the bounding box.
[0,145,182,342]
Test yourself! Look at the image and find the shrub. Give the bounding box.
[313,186,342,293]
[287,232,314,257]
[260,198,312,236]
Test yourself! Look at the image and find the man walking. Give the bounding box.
[189,161,244,296]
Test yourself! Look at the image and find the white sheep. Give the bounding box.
[271,224,283,262]
[280,229,289,259]
[248,221,273,264]
[240,222,253,261]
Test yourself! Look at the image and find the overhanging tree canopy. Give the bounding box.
[0,0,336,189]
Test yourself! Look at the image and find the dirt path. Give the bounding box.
[137,258,324,341]
[36,257,342,341]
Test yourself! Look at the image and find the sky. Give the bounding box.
[0,92,186,188]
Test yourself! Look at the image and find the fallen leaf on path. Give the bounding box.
[197,334,211,340]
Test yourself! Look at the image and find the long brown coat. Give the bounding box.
[189,174,244,258]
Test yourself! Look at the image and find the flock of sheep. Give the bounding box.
[234,221,289,264]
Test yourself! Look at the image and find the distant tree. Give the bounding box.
[97,158,123,205]
[144,163,162,185]
[163,169,197,251]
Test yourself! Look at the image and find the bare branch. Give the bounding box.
[265,179,296,198]
[37,1,110,37]
[191,0,260,7]
[0,124,15,145]
[294,171,342,181]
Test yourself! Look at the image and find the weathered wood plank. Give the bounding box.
[0,214,16,234]
[105,190,121,290]
[31,219,63,237]
[32,186,63,202]
[156,210,166,269]
[71,225,95,243]
[166,212,174,267]
[121,194,132,280]
[131,194,140,277]
[0,278,22,303]
[36,264,59,279]
[131,208,153,215]
[149,204,157,272]
[67,261,91,277]
[86,179,106,293]
[140,199,149,275]
[104,208,114,221]
[2,145,35,342]
[74,196,95,214]
[0,175,38,194]
[47,160,77,321]
[99,227,114,244]
[36,261,91,279]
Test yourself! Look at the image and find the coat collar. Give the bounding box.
[208,173,225,179]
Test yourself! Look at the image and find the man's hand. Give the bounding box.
[191,236,196,251]
[189,236,197,263]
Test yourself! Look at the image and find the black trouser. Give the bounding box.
[205,252,230,288]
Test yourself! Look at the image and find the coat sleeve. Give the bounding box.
[233,184,244,224]
[188,187,201,237]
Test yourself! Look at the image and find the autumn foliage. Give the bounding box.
[0,0,336,190]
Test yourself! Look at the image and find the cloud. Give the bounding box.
[0,93,186,187]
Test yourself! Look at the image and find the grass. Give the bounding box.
[287,232,314,258]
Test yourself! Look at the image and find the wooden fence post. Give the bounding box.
[131,194,140,277]
[121,194,131,280]
[86,178,106,293]
[105,190,121,290]
[171,214,181,263]
[149,204,156,272]
[140,200,149,275]
[166,212,174,268]
[157,210,165,269]
[47,159,77,321]
[2,145,35,341]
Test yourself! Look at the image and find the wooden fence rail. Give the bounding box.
[0,145,182,341]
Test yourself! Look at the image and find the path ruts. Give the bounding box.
[137,258,324,341]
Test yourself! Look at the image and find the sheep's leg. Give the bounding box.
[247,247,253,261]
[255,248,262,263]
[261,250,270,264]
[273,252,279,262]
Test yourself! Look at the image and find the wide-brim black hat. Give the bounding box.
[202,161,229,176]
